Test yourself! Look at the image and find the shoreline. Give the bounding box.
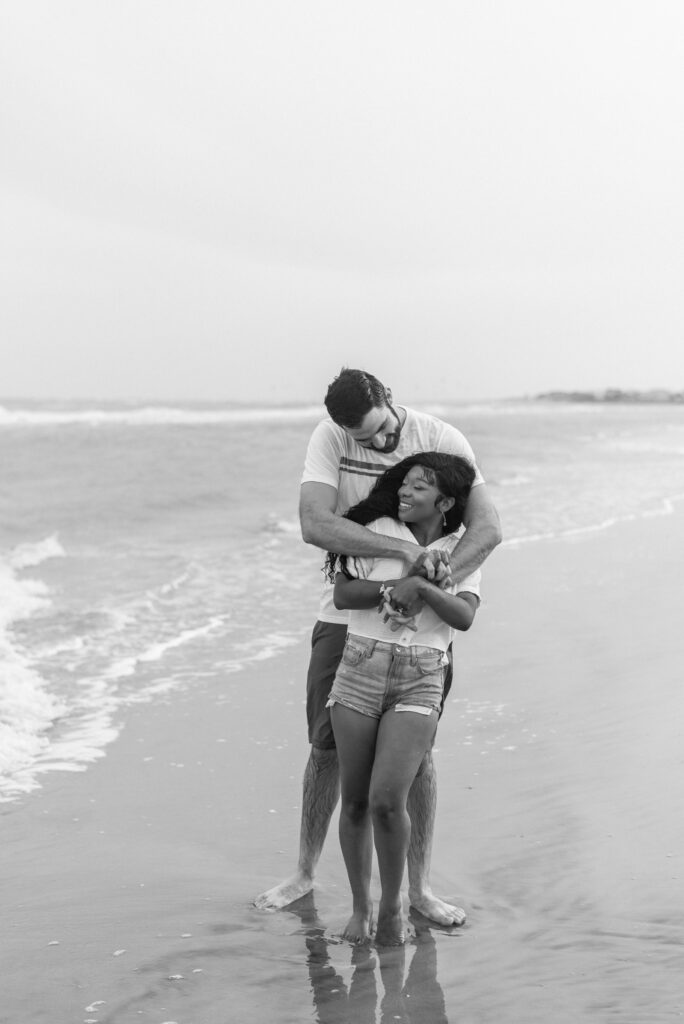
[4,510,684,1022]
[4,493,683,805]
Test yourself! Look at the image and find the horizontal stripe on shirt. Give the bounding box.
[340,456,386,478]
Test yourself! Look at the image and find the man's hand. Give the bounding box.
[406,549,453,589]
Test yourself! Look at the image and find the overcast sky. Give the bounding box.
[1,1,682,404]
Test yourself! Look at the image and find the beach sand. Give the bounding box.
[3,511,683,1024]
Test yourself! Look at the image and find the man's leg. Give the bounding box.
[254,745,340,909]
[254,622,346,910]
[405,649,466,926]
[405,753,465,925]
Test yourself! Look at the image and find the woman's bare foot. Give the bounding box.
[254,871,313,911]
[408,887,466,926]
[342,906,374,945]
[375,902,405,946]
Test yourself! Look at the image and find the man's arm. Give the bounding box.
[299,481,422,562]
[449,483,502,581]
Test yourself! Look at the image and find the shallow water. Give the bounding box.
[3,398,684,800]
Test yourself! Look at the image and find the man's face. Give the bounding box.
[345,403,402,453]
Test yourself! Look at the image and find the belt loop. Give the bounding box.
[365,638,377,658]
[409,647,417,667]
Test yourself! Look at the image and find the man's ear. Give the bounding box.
[385,387,393,404]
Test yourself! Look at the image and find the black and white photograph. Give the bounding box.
[2,3,683,1021]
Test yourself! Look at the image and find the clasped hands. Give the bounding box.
[378,549,452,632]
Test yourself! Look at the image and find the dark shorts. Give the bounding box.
[306,620,453,750]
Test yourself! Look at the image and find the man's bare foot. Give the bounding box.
[254,872,313,911]
[375,902,405,946]
[408,888,466,926]
[342,908,374,945]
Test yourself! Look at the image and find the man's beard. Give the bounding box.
[379,432,400,453]
[380,404,403,452]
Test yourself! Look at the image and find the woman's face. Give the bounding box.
[397,465,444,525]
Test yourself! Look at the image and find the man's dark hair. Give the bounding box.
[324,368,389,428]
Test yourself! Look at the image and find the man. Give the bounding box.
[255,368,501,924]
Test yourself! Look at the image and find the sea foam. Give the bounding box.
[0,404,324,428]
[0,542,67,798]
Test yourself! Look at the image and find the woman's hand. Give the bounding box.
[378,576,426,630]
[378,588,419,632]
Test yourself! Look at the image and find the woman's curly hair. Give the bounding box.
[324,451,475,582]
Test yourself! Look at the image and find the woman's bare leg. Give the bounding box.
[371,708,438,945]
[330,704,379,943]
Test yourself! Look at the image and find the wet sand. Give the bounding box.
[3,510,684,1023]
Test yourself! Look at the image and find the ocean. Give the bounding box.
[2,397,684,803]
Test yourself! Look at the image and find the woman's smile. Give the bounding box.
[397,466,443,525]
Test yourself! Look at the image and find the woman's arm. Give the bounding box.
[333,573,403,610]
[382,576,478,631]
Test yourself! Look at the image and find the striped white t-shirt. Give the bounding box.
[301,406,484,624]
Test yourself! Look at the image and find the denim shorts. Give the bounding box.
[326,634,446,720]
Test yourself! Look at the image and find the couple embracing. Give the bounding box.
[256,368,501,945]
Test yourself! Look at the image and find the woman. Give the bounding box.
[325,452,481,946]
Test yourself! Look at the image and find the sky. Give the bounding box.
[1,1,683,404]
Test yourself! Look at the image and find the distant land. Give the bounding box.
[535,389,684,404]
